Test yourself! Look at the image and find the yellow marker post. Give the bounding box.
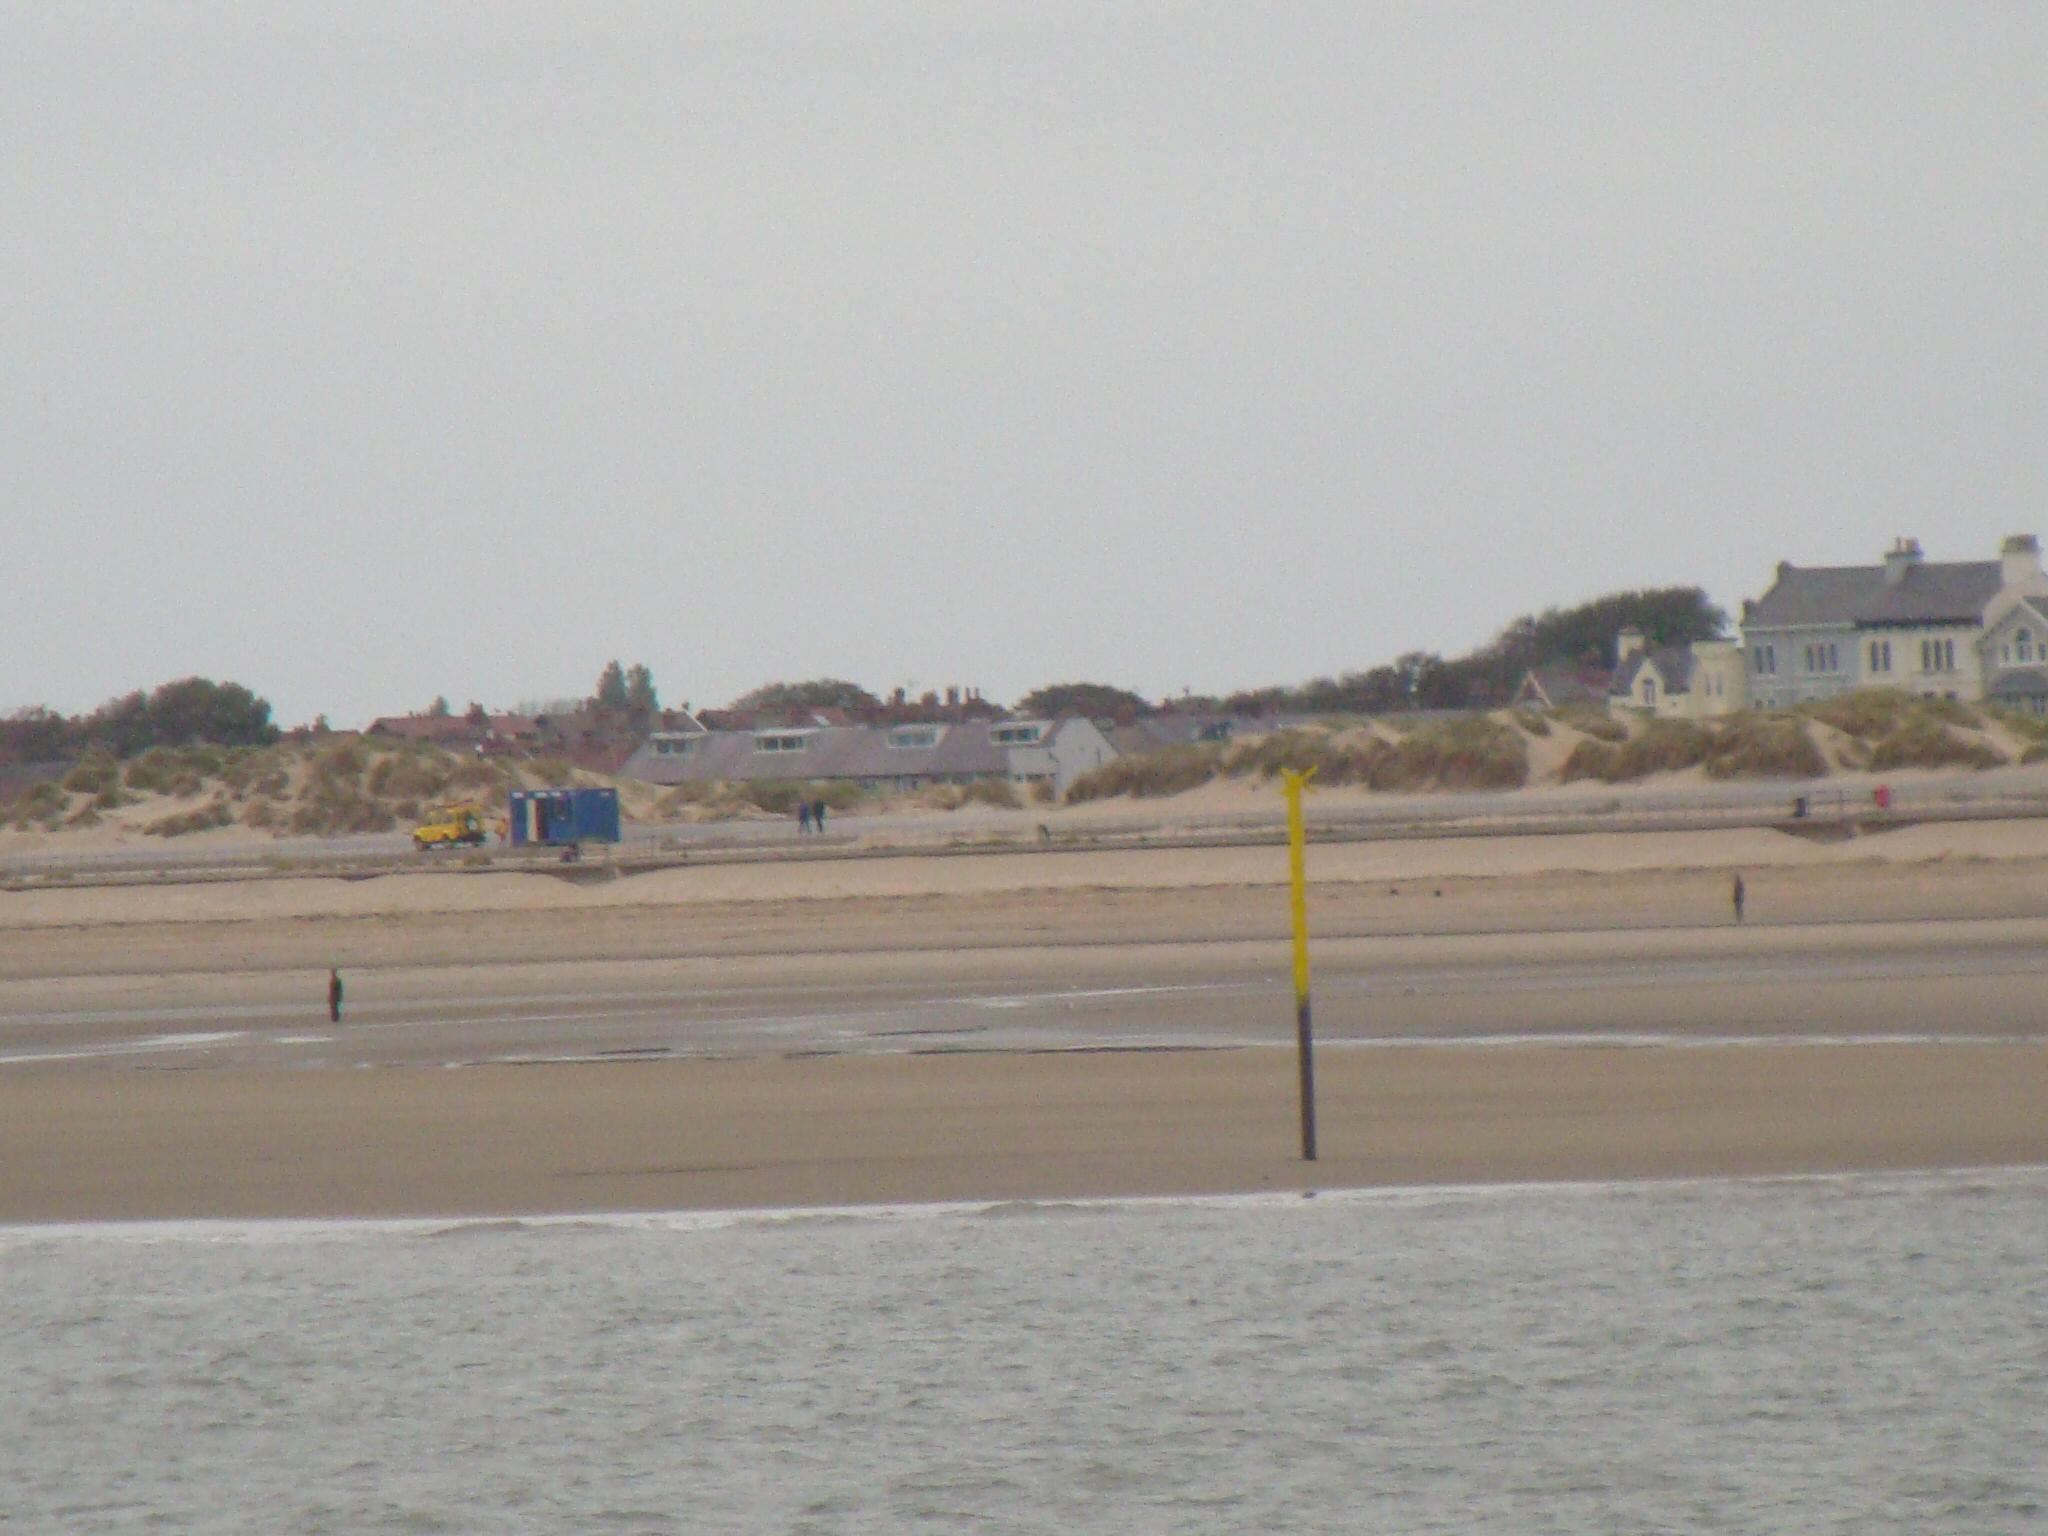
[1282,767,1317,1161]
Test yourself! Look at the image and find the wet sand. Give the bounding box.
[3,1044,2044,1223]
[6,824,2048,1222]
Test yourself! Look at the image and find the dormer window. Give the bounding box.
[887,726,940,749]
[991,723,1045,746]
[754,732,810,753]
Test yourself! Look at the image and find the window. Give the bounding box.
[1919,638,1956,673]
[1869,640,1891,674]
[2019,628,2034,664]
[755,732,809,753]
[652,735,697,756]
[1752,644,1777,676]
[1642,678,1657,707]
[887,726,939,750]
[991,723,1044,745]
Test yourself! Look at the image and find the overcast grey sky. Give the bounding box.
[5,3,2043,726]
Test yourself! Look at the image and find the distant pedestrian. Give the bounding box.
[327,967,344,1024]
[797,802,812,835]
[1731,874,1746,925]
[812,799,827,834]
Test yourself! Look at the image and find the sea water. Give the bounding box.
[4,1170,2045,1534]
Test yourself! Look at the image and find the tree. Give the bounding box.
[1014,682,1153,723]
[0,706,74,764]
[594,660,630,711]
[728,679,884,719]
[625,663,658,715]
[429,695,452,717]
[76,678,279,755]
[138,678,279,749]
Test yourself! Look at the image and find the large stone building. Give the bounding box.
[1603,534,2048,719]
[1739,534,2048,712]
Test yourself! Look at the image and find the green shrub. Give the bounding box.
[1797,689,1920,739]
[959,778,1021,809]
[527,756,574,787]
[145,798,235,837]
[1558,707,1627,742]
[1369,717,1527,791]
[1867,719,2005,771]
[1558,740,1617,783]
[1611,720,1712,779]
[366,751,454,802]
[1702,716,1828,780]
[1065,745,1222,802]
[63,751,122,795]
[1222,730,1378,785]
[1984,706,2048,742]
[311,741,366,783]
[8,780,68,828]
[734,779,867,816]
[287,783,396,835]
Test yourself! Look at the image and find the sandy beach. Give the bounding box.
[5,821,2048,1222]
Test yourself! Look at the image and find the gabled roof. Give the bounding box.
[1609,648,1695,697]
[1515,664,1608,710]
[1746,560,2001,628]
[1984,596,2048,636]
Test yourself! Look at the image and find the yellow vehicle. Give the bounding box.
[412,802,488,851]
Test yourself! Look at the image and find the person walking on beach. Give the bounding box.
[1731,873,1746,925]
[812,798,827,834]
[327,967,344,1024]
[797,801,812,835]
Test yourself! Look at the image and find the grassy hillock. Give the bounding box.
[3,737,608,837]
[1795,690,2008,771]
[1065,716,1529,803]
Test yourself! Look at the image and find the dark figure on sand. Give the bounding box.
[1732,874,1746,925]
[797,802,812,835]
[812,799,827,834]
[327,967,344,1024]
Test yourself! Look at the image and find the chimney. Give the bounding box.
[1883,537,1922,587]
[2001,534,2043,589]
[1616,626,1647,664]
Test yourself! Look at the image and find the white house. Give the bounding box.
[1739,535,2048,711]
[1607,630,1748,719]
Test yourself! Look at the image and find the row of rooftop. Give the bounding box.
[353,533,2048,797]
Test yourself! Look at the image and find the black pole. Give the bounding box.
[1296,995,1317,1162]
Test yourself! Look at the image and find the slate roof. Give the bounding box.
[1745,560,2002,628]
[622,721,1061,785]
[1609,647,1695,697]
[1514,664,1609,710]
[1986,668,2048,699]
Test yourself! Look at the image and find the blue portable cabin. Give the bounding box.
[508,786,621,847]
